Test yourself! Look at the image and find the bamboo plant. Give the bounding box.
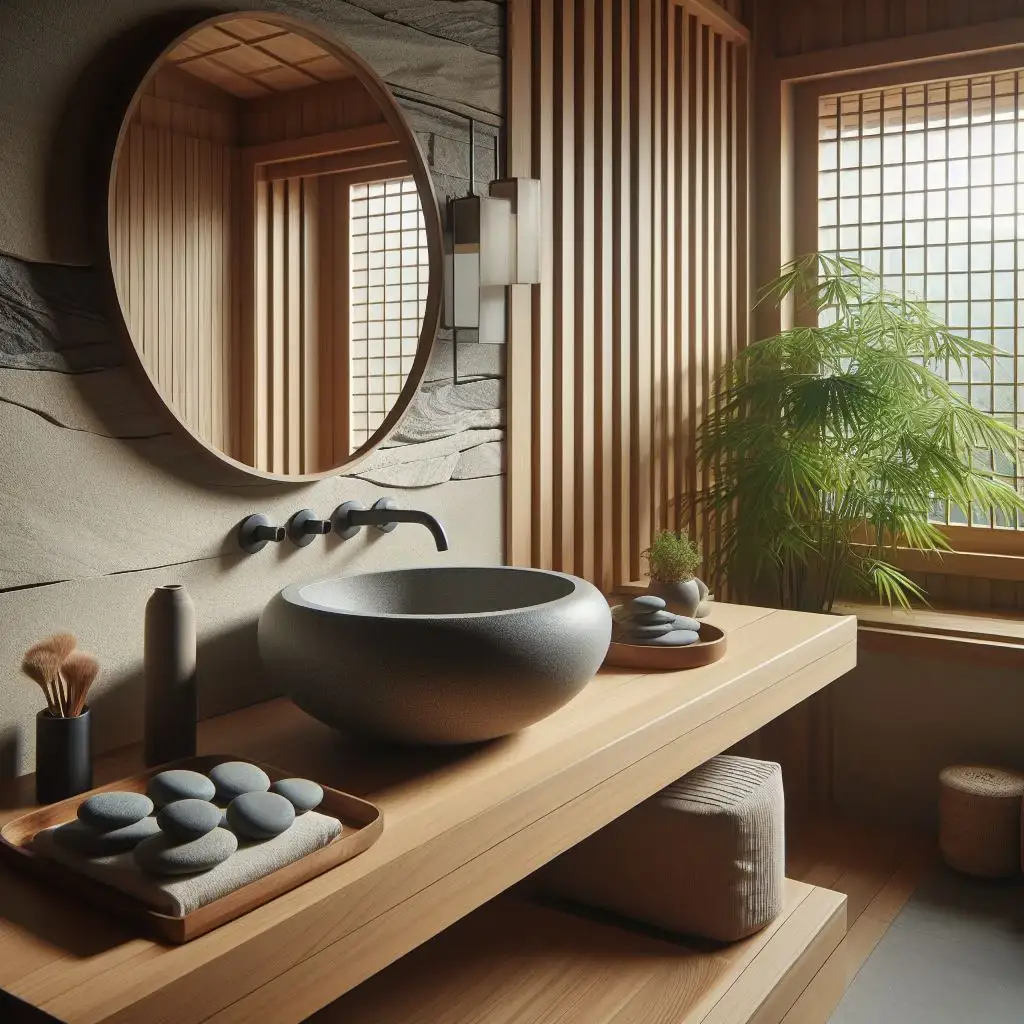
[689,253,1024,612]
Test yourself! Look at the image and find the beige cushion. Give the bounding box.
[542,755,785,941]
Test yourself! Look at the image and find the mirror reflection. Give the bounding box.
[110,15,437,476]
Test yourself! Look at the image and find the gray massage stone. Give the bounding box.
[629,609,676,625]
[624,622,676,639]
[134,827,238,876]
[147,769,217,808]
[77,791,153,832]
[645,629,701,647]
[227,791,296,840]
[671,616,702,632]
[55,816,161,856]
[157,799,222,841]
[631,595,666,613]
[209,761,271,803]
[270,778,324,814]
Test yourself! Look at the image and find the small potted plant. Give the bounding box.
[641,530,709,617]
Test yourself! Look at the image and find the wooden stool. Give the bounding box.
[939,764,1024,878]
[540,755,784,942]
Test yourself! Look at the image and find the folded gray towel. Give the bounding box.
[33,810,343,916]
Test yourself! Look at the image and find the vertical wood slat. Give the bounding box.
[596,0,615,591]
[505,0,534,568]
[632,0,653,581]
[332,182,351,463]
[506,0,750,590]
[676,11,692,540]
[286,178,302,475]
[688,18,704,545]
[553,0,576,572]
[575,0,597,582]
[270,178,286,474]
[303,177,321,472]
[531,0,555,570]
[613,0,633,587]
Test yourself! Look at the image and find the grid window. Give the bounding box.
[349,177,428,449]
[817,72,1024,530]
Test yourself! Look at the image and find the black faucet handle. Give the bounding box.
[287,509,332,547]
[238,513,287,554]
[332,501,367,539]
[369,496,399,534]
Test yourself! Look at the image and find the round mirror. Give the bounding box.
[106,13,442,479]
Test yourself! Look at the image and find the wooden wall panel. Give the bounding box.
[774,0,1024,57]
[113,71,237,457]
[508,0,750,592]
[240,78,388,146]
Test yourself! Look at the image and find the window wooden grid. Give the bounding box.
[814,68,1024,534]
[349,176,428,449]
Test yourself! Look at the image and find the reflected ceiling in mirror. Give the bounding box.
[107,14,442,479]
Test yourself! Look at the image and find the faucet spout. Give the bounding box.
[368,508,449,551]
[332,497,449,551]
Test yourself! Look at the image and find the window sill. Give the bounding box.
[891,545,1024,582]
[832,601,1024,666]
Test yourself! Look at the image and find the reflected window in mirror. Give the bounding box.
[350,178,428,449]
[108,14,440,480]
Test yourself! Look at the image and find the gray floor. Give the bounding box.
[829,867,1024,1023]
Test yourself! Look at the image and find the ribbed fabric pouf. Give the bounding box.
[939,764,1024,878]
[541,755,784,942]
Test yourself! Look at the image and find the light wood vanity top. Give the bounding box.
[0,603,855,1024]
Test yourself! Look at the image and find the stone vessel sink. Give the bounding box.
[258,567,612,745]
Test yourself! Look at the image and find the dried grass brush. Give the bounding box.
[62,652,99,718]
[20,633,89,717]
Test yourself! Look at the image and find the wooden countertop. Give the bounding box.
[0,603,856,1024]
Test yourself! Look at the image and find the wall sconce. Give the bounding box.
[445,177,542,344]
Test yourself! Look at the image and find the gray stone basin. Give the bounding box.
[257,567,612,745]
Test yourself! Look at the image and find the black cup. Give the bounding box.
[35,707,92,805]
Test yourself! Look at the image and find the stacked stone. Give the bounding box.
[616,595,701,647]
[56,791,161,856]
[53,762,325,878]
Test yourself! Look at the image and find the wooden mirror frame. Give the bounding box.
[103,11,444,482]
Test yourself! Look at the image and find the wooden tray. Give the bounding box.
[0,754,383,943]
[603,622,728,670]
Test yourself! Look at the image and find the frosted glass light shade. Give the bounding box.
[445,177,541,342]
[489,177,541,285]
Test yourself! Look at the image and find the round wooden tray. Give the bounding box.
[603,622,727,670]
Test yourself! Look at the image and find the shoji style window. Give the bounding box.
[348,177,429,450]
[803,64,1024,552]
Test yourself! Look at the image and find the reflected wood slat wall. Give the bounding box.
[507,0,750,592]
[113,68,237,457]
[243,78,392,475]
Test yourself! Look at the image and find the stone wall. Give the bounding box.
[0,0,506,776]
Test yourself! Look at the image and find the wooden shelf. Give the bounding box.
[0,602,855,1024]
[313,881,846,1024]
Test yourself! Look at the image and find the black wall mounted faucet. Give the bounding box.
[332,497,449,552]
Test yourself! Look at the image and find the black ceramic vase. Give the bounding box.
[144,584,197,767]
[35,707,92,804]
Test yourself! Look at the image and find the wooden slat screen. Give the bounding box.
[506,0,750,592]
